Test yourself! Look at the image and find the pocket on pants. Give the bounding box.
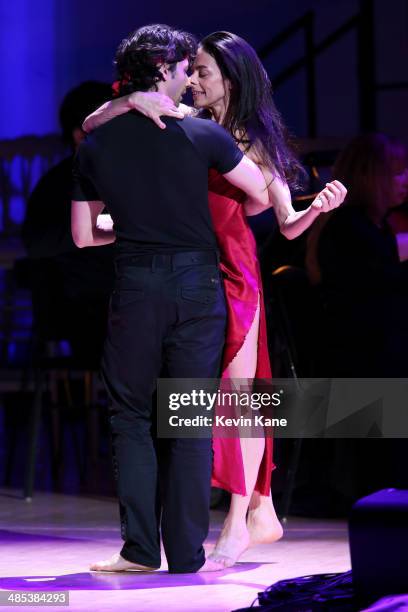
[111,289,145,312]
[181,286,218,305]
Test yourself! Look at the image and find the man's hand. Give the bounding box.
[72,201,115,247]
[96,213,114,232]
[311,180,347,212]
[128,92,185,129]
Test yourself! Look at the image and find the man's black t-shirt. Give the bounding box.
[72,112,243,255]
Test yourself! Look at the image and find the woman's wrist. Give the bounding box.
[127,92,141,111]
[306,203,322,219]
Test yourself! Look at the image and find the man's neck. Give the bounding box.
[153,84,177,104]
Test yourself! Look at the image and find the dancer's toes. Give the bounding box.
[207,551,235,569]
[210,525,250,568]
[90,552,157,572]
[197,558,227,572]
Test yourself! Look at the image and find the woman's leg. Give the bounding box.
[210,297,282,566]
[247,490,283,545]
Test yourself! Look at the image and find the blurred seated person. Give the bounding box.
[386,141,408,260]
[22,82,115,367]
[306,133,408,377]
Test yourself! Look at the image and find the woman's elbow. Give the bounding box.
[279,224,297,240]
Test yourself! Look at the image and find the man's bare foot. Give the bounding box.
[89,552,158,572]
[247,502,283,546]
[208,523,251,568]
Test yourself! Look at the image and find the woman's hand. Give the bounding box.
[311,180,347,212]
[127,92,186,129]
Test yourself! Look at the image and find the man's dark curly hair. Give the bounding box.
[115,24,197,95]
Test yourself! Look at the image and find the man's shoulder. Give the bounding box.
[90,112,150,140]
[77,113,150,159]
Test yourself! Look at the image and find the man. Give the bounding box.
[72,24,268,574]
[22,81,114,366]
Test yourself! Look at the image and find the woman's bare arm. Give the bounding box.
[243,148,346,238]
[278,179,347,239]
[83,92,186,132]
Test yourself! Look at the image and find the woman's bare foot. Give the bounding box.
[90,552,158,572]
[247,498,283,546]
[208,522,251,568]
[197,558,227,572]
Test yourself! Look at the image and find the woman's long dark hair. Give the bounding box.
[200,31,305,191]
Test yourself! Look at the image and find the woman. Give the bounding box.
[85,31,346,566]
[306,133,408,377]
[304,134,408,509]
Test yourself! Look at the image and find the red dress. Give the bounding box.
[208,170,275,496]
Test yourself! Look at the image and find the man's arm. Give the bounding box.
[222,156,269,208]
[71,200,116,247]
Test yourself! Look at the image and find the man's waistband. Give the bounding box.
[115,250,220,271]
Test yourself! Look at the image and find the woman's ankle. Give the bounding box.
[248,491,270,511]
[221,516,248,533]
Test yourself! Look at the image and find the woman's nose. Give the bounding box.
[189,72,198,87]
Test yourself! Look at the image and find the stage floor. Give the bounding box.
[0,489,351,611]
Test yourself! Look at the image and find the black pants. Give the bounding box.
[101,251,226,573]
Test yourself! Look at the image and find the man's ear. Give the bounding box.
[158,63,170,81]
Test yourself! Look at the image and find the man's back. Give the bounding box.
[73,112,242,255]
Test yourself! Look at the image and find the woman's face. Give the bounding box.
[189,47,229,110]
[391,158,408,206]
